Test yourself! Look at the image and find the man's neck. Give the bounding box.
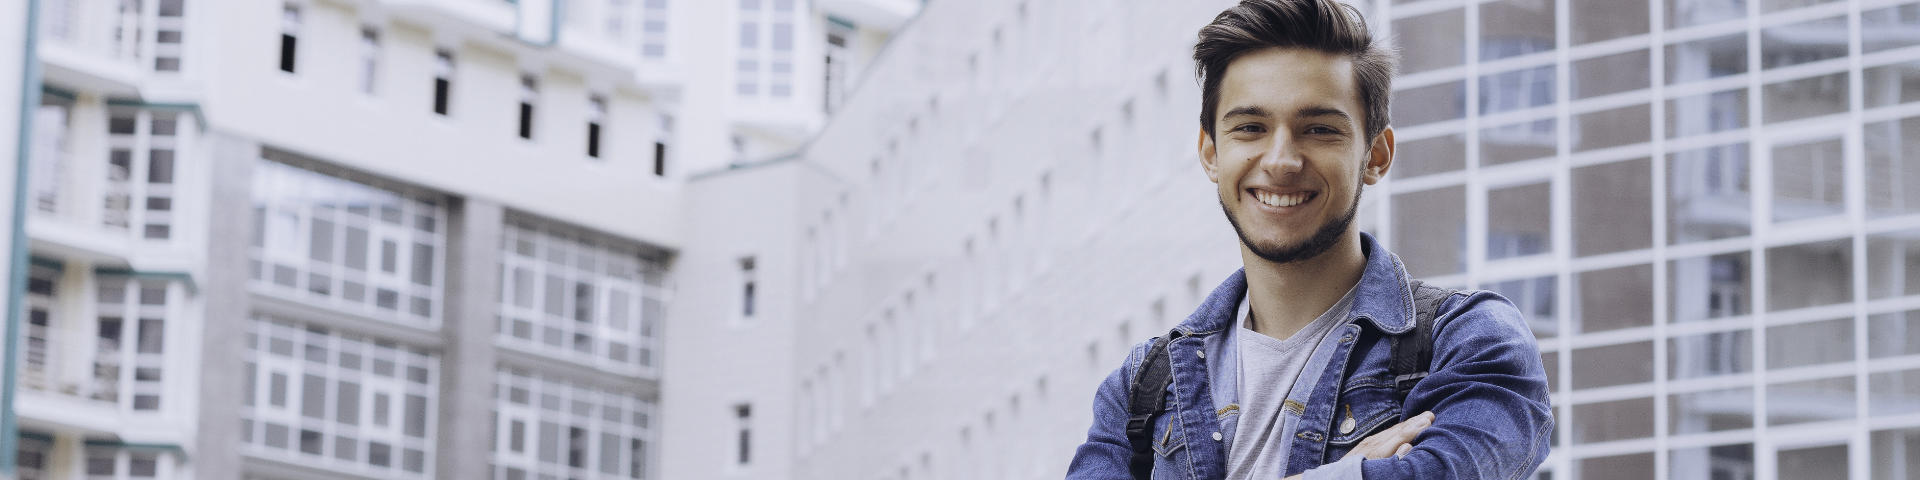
[1240,232,1367,341]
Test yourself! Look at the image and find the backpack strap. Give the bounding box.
[1126,332,1180,480]
[1392,280,1455,405]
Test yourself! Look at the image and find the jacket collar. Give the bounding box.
[1177,232,1417,336]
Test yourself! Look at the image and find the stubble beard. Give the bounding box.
[1220,175,1364,265]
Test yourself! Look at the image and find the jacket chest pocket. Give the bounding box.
[1323,380,1401,461]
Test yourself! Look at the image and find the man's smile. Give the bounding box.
[1245,187,1320,213]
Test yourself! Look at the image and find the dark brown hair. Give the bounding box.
[1194,0,1398,141]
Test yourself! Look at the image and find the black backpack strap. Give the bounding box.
[1392,280,1455,405]
[1126,332,1179,480]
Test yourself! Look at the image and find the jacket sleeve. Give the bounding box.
[1065,341,1146,480]
[1360,291,1555,480]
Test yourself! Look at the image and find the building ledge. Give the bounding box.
[16,392,191,446]
[248,288,446,348]
[39,42,144,98]
[818,0,920,30]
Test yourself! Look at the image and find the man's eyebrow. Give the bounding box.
[1220,106,1270,120]
[1296,106,1355,125]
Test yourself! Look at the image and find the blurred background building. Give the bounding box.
[2,0,1918,480]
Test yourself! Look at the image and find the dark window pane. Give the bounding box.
[1669,252,1752,322]
[1667,143,1751,243]
[1573,397,1654,443]
[1768,377,1854,425]
[1669,329,1752,379]
[1487,182,1552,260]
[1480,118,1556,165]
[1766,317,1853,369]
[1580,452,1654,480]
[1671,387,1754,434]
[1393,9,1465,75]
[1763,72,1848,124]
[1574,341,1654,388]
[1766,239,1852,311]
[1573,158,1653,255]
[1666,34,1747,85]
[1864,117,1920,217]
[1389,133,1465,179]
[1573,0,1648,44]
[1479,0,1555,62]
[1771,137,1846,223]
[1577,264,1653,333]
[1392,186,1465,278]
[1573,50,1650,99]
[1573,103,1651,151]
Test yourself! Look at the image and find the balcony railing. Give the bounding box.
[40,0,187,75]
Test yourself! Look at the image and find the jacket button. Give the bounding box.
[1197,350,1206,360]
[1212,432,1223,441]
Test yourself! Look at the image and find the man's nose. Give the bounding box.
[1258,134,1304,176]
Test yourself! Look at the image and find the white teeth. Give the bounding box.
[1255,191,1309,208]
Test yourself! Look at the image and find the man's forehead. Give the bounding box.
[1217,47,1361,114]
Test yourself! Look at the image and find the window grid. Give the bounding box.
[90,276,171,412]
[1377,0,1920,478]
[17,433,51,480]
[32,94,71,216]
[735,0,796,98]
[249,155,447,326]
[241,316,438,477]
[104,107,184,241]
[641,0,669,59]
[24,262,59,392]
[497,222,666,375]
[84,445,168,480]
[38,0,185,74]
[490,369,655,480]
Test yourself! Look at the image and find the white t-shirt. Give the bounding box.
[1225,286,1359,479]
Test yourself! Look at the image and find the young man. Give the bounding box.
[1065,1,1552,479]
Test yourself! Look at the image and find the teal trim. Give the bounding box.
[547,0,563,46]
[827,15,857,31]
[39,85,73,101]
[27,256,60,270]
[5,0,46,475]
[91,267,197,293]
[101,99,205,130]
[81,439,189,453]
[18,431,52,443]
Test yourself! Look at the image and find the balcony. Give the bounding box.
[817,0,920,30]
[38,0,188,97]
[28,97,200,270]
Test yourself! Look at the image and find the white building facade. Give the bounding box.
[3,0,911,479]
[669,0,1920,480]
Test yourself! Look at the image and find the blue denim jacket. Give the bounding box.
[1066,233,1553,479]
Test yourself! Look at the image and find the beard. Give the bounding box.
[1220,177,1363,265]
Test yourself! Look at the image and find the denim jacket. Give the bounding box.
[1066,233,1554,479]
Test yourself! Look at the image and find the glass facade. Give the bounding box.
[241,316,439,477]
[489,369,657,480]
[1382,0,1920,477]
[497,221,668,376]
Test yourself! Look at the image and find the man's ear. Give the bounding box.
[1200,128,1220,184]
[1362,126,1395,185]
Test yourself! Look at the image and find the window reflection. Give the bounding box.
[1670,387,1755,434]
[1480,65,1555,115]
[1864,116,1919,217]
[1670,329,1752,379]
[1487,182,1552,260]
[1573,397,1653,444]
[1667,0,1748,30]
[1393,9,1465,75]
[1573,50,1650,99]
[1763,72,1848,124]
[1573,104,1650,151]
[1670,443,1754,480]
[1867,229,1920,299]
[1573,158,1653,255]
[1666,89,1747,139]
[1574,341,1654,388]
[1669,144,1751,243]
[1767,377,1855,426]
[1489,275,1557,339]
[1481,118,1557,165]
[1480,0,1555,62]
[1391,133,1465,179]
[1777,444,1849,479]
[1760,16,1848,69]
[1771,137,1846,223]
[1577,264,1653,333]
[1765,317,1853,369]
[1670,252,1751,322]
[1872,427,1920,480]
[1766,239,1852,311]
[1868,309,1919,359]
[1572,0,1648,44]
[1666,33,1746,84]
[1393,186,1465,278]
[1868,369,1920,417]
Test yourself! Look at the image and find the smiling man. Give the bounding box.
[1064,1,1553,479]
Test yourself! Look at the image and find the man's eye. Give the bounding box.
[1233,124,1266,134]
[1307,126,1341,135]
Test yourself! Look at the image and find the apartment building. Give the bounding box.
[3,0,911,479]
[668,0,1920,479]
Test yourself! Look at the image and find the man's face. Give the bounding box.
[1200,47,1393,264]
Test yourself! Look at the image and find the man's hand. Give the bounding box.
[1342,411,1435,460]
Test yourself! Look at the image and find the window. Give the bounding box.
[249,153,446,324]
[104,107,185,240]
[23,263,59,391]
[518,74,538,140]
[433,50,454,115]
[31,94,71,215]
[242,317,437,476]
[491,369,655,480]
[587,96,606,158]
[497,221,667,372]
[653,114,671,177]
[736,0,795,98]
[280,5,300,73]
[17,433,51,480]
[739,257,756,318]
[92,276,171,411]
[734,404,751,465]
[84,445,170,479]
[823,19,853,113]
[359,28,380,94]
[641,0,669,58]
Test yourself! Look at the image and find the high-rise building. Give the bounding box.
[2,0,913,479]
[667,0,1920,479]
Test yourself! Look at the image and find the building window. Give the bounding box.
[104,107,185,241]
[734,404,752,465]
[587,96,606,158]
[518,74,538,140]
[23,263,59,391]
[242,317,437,476]
[641,0,669,58]
[17,433,51,480]
[32,93,71,216]
[249,153,447,325]
[84,445,171,479]
[823,19,853,113]
[497,221,667,372]
[736,0,795,98]
[653,114,671,177]
[359,28,380,94]
[433,50,454,115]
[92,276,171,411]
[280,4,300,73]
[491,369,655,480]
[739,257,757,318]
